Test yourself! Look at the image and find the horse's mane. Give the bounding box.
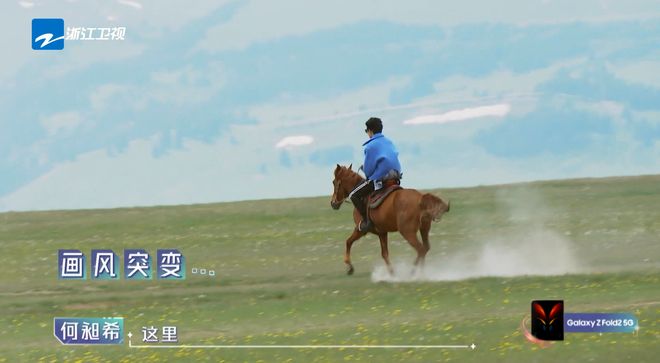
[335,165,365,186]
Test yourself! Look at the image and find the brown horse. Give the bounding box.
[330,164,450,275]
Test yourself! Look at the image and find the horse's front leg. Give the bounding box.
[344,228,365,275]
[377,232,394,276]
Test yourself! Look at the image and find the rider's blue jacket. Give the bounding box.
[362,133,401,181]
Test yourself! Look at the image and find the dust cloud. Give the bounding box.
[372,188,584,282]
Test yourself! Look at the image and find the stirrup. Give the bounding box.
[358,219,372,232]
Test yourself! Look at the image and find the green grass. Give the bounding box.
[0,174,659,362]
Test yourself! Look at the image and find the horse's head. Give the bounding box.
[330,164,357,210]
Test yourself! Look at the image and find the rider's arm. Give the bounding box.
[363,145,377,179]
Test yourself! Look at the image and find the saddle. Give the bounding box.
[367,179,402,209]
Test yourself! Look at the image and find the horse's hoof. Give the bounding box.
[346,265,355,275]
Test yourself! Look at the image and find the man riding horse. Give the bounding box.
[349,117,402,232]
[330,118,449,275]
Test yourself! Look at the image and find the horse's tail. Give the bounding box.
[420,193,449,222]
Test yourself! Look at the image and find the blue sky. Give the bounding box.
[1,0,659,211]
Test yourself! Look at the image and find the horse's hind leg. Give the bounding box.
[377,233,394,275]
[400,229,428,268]
[344,228,366,275]
[420,218,431,253]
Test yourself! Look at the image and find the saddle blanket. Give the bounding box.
[368,185,402,209]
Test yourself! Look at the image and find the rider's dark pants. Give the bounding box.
[349,180,375,221]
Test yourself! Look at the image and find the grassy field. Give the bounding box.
[0,174,658,362]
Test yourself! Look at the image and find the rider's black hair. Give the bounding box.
[365,117,383,134]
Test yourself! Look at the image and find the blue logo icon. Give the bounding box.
[32,18,64,50]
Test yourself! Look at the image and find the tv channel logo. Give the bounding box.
[32,18,65,50]
[531,300,564,341]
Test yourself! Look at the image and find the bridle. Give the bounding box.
[331,173,354,209]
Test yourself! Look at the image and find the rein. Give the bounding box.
[338,169,365,204]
